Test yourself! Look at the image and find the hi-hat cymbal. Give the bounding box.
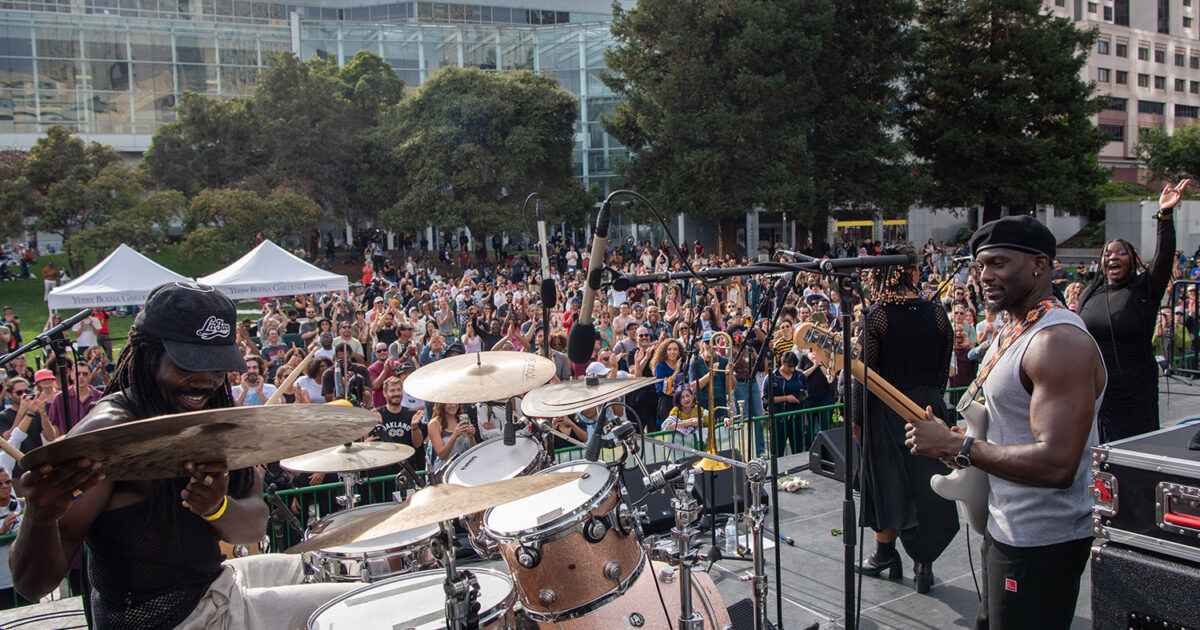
[281,442,415,474]
[403,351,555,404]
[520,377,659,418]
[20,404,378,481]
[286,472,583,554]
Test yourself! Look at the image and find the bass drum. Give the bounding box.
[441,435,547,559]
[528,559,730,630]
[308,568,517,630]
[302,503,439,582]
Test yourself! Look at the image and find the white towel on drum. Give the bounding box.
[172,554,360,630]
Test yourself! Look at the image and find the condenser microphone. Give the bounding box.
[567,198,610,364]
[584,415,605,462]
[503,397,517,446]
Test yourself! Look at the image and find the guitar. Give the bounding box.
[792,322,990,533]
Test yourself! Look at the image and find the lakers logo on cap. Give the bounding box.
[196,315,231,340]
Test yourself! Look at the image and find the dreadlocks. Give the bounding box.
[865,245,919,306]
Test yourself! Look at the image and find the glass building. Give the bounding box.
[0,0,627,196]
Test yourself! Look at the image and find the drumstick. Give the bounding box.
[0,439,23,462]
[266,351,315,405]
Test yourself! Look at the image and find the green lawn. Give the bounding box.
[4,244,229,361]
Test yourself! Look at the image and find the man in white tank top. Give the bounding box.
[906,216,1106,630]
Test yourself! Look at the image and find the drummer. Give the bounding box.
[10,282,360,630]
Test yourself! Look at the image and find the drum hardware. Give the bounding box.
[335,471,361,509]
[430,521,482,630]
[265,482,305,548]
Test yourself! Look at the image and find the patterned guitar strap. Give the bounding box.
[955,299,1066,414]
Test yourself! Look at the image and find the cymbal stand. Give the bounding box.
[741,457,770,630]
[669,466,704,630]
[432,520,481,630]
[336,469,360,509]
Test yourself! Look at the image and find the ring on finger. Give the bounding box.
[202,474,214,487]
[72,489,83,500]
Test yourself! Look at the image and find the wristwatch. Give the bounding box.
[954,436,975,469]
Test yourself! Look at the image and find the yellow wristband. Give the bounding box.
[203,495,229,521]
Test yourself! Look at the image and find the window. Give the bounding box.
[1186,17,1194,28]
[1138,100,1165,115]
[1155,49,1166,63]
[1176,104,1199,118]
[1117,70,1129,84]
[1099,124,1125,142]
[1139,46,1150,60]
[1098,40,1111,54]
[1117,42,1129,57]
[1106,97,1128,111]
[1177,51,1186,66]
[1138,73,1151,87]
[1098,68,1111,82]
[1176,78,1187,92]
[1055,0,1064,5]
[1088,2,1097,12]
[1193,56,1200,69]
[1155,75,1167,89]
[1192,81,1200,94]
[1187,0,1194,6]
[1104,5,1113,20]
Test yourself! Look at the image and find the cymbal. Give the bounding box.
[403,351,555,404]
[286,471,583,554]
[20,404,378,481]
[520,377,659,418]
[281,442,416,474]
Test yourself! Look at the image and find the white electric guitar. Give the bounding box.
[793,323,990,533]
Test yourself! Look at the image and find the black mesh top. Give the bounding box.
[863,298,952,392]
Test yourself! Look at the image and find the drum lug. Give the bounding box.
[583,516,609,543]
[516,543,542,569]
[537,588,556,607]
[603,561,622,581]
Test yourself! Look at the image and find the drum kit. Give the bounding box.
[19,351,776,630]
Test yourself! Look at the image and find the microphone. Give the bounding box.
[775,249,816,262]
[584,414,605,462]
[503,397,517,446]
[567,198,611,364]
[38,309,92,342]
[536,197,552,281]
[817,254,912,273]
[953,255,974,263]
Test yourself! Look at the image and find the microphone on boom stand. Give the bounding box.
[567,198,610,365]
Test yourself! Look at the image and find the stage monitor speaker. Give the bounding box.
[809,427,859,484]
[1092,542,1200,630]
[693,449,768,516]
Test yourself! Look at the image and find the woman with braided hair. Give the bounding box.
[853,246,958,594]
[11,282,358,630]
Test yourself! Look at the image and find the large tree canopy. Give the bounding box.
[1136,124,1200,184]
[904,0,1109,221]
[381,66,590,238]
[601,0,827,237]
[182,187,324,262]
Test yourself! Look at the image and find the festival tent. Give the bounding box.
[47,244,190,309]
[196,239,348,299]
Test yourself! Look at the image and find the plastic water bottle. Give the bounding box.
[723,516,739,554]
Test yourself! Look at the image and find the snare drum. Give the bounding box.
[441,435,547,558]
[302,503,439,582]
[483,461,643,621]
[308,568,517,630]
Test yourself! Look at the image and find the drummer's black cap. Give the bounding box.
[970,215,1056,259]
[135,282,246,373]
[444,342,465,356]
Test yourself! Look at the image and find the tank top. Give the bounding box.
[981,307,1102,547]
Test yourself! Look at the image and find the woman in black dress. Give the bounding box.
[854,246,958,594]
[1078,180,1188,442]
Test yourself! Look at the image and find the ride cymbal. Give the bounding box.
[403,351,554,404]
[520,377,659,418]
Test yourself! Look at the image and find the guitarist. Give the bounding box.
[906,216,1105,630]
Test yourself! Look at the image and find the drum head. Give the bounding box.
[484,461,610,535]
[307,504,439,554]
[309,568,513,629]
[443,436,542,487]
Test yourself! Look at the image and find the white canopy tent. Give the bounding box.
[47,244,190,309]
[197,239,349,300]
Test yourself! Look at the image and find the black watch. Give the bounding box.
[954,436,975,469]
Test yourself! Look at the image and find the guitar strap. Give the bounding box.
[956,299,1066,414]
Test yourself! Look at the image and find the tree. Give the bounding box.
[808,0,921,238]
[601,0,828,254]
[381,66,590,240]
[0,150,28,243]
[181,187,323,261]
[1136,124,1200,183]
[8,126,142,274]
[905,0,1109,223]
[73,190,187,256]
[141,93,258,196]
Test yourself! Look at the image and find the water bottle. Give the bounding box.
[723,516,739,554]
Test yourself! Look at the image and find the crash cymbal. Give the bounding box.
[20,404,378,481]
[286,471,583,554]
[403,351,555,404]
[520,377,659,418]
[280,442,416,474]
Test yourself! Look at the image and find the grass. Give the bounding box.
[3,244,228,362]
